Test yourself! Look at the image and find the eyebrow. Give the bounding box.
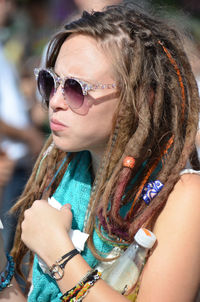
[53,68,96,84]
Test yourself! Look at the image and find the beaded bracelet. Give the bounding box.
[0,258,9,282]
[0,254,15,292]
[61,269,101,302]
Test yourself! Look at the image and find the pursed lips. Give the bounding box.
[50,118,68,131]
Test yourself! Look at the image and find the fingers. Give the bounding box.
[21,200,74,256]
[61,203,72,211]
[60,203,73,224]
[22,200,73,234]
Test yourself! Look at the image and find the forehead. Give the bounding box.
[55,34,114,82]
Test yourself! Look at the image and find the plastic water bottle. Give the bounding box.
[96,246,123,273]
[101,228,156,295]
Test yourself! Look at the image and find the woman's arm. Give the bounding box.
[51,246,130,302]
[137,173,200,302]
[21,201,128,302]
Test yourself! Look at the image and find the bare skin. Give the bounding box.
[74,0,121,12]
[137,174,200,302]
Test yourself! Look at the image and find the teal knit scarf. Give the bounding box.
[28,151,112,302]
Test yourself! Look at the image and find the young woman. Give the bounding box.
[0,3,200,302]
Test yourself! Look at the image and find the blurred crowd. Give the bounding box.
[0,0,200,257]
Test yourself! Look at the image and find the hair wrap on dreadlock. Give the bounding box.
[158,40,186,120]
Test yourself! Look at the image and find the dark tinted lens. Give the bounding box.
[64,79,84,109]
[38,70,54,103]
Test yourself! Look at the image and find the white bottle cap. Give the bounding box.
[134,228,156,249]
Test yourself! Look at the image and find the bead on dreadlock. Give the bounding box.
[142,180,164,205]
[123,156,136,169]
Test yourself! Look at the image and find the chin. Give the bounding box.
[52,136,67,151]
[52,137,85,153]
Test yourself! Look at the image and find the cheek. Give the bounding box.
[74,117,112,145]
[84,104,115,134]
[83,98,118,136]
[50,97,118,152]
[75,106,115,145]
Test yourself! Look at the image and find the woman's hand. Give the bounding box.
[21,200,74,266]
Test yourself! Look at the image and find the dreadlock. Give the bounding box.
[11,2,200,277]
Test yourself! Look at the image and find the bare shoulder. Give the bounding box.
[175,171,200,199]
[152,172,200,254]
[137,173,200,302]
[154,172,200,230]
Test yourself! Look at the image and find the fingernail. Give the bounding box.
[63,204,71,210]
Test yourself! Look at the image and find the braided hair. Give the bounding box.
[11,2,200,276]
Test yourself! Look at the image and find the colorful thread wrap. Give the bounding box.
[73,271,101,301]
[158,40,185,120]
[61,269,101,302]
[142,180,164,205]
[61,269,97,301]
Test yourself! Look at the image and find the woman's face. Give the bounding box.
[49,34,119,156]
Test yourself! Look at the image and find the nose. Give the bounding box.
[49,85,69,112]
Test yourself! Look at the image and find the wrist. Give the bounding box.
[49,248,80,281]
[43,232,75,267]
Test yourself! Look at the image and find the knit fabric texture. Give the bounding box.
[28,151,112,302]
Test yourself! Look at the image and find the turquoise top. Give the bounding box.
[28,151,112,302]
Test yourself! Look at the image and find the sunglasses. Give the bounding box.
[34,68,117,114]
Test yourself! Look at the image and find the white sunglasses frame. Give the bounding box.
[34,68,117,99]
